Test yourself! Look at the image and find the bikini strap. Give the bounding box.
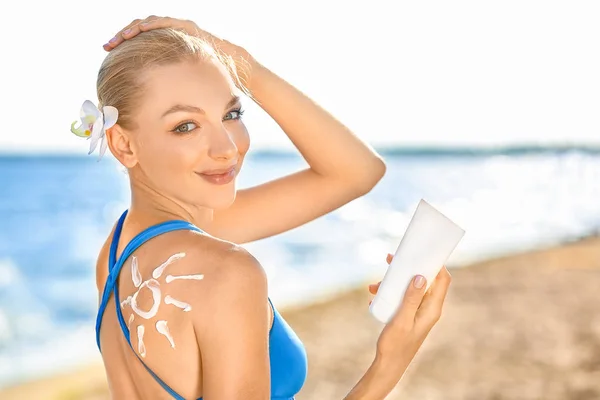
[96,210,202,349]
[95,210,203,399]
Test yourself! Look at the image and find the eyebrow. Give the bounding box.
[161,96,241,118]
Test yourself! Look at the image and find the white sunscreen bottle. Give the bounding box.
[369,199,466,324]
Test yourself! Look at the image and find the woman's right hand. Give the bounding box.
[103,16,256,88]
[371,254,452,377]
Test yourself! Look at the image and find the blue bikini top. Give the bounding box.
[96,210,308,400]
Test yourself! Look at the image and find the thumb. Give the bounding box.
[390,275,427,326]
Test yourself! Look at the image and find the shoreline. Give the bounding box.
[1,236,599,399]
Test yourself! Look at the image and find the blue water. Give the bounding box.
[1,147,599,387]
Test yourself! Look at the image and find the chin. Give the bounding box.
[203,186,238,210]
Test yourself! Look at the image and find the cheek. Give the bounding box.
[233,124,250,156]
[135,130,194,178]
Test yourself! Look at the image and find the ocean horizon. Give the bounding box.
[2,143,600,157]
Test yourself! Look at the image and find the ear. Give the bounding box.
[106,124,138,168]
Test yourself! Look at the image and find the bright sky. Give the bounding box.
[1,0,598,153]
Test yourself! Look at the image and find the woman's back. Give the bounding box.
[96,212,307,399]
[97,216,213,399]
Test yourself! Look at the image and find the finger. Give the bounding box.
[386,253,393,264]
[390,275,427,327]
[429,266,451,293]
[415,267,452,331]
[123,15,161,39]
[108,19,141,46]
[138,16,181,32]
[368,281,381,295]
[105,15,161,50]
[139,17,204,39]
[120,22,143,40]
[104,19,142,50]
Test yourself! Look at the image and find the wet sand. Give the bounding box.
[2,237,599,400]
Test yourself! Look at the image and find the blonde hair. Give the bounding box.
[96,28,246,129]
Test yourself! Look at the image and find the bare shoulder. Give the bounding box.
[149,229,268,308]
[117,228,271,397]
[153,229,265,281]
[155,230,269,331]
[118,228,268,327]
[165,232,271,397]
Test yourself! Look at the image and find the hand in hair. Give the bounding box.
[103,16,254,84]
[105,16,211,50]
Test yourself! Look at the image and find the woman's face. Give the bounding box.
[128,57,250,210]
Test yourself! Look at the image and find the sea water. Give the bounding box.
[0,147,599,387]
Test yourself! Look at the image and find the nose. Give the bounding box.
[207,126,238,161]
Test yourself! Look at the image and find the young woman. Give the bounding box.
[80,15,451,400]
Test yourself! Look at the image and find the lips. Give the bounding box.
[195,166,236,185]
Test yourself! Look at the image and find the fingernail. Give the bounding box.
[109,37,118,43]
[140,22,148,26]
[414,275,426,289]
[123,29,131,35]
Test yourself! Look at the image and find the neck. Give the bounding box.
[127,179,214,231]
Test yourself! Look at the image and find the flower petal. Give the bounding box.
[98,135,109,160]
[102,106,118,129]
[83,114,96,125]
[81,100,101,119]
[70,121,90,137]
[88,114,104,155]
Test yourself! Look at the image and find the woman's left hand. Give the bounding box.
[103,16,255,84]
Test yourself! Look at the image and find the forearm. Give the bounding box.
[245,59,386,189]
[343,357,408,400]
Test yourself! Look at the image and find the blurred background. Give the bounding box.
[0,1,599,399]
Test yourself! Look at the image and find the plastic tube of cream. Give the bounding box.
[369,199,465,324]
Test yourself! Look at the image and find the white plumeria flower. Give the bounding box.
[70,100,118,160]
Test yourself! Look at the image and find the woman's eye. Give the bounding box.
[174,122,198,133]
[224,109,244,121]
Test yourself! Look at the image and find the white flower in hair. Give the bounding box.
[70,100,118,160]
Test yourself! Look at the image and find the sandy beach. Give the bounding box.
[2,237,599,400]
